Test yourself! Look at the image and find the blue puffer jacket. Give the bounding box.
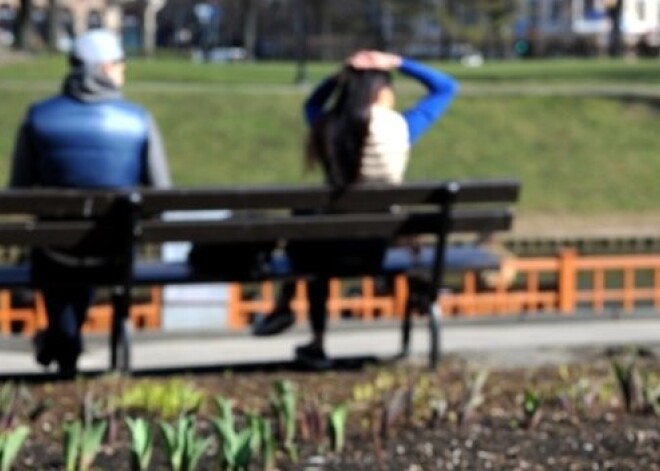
[26,95,149,188]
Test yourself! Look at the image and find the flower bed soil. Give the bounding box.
[2,350,659,470]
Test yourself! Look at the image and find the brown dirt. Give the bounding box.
[2,350,659,470]
[511,211,660,239]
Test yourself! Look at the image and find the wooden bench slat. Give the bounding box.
[139,209,513,244]
[0,191,120,217]
[0,181,518,216]
[139,180,519,213]
[0,221,102,246]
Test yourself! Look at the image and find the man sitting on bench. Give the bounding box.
[8,29,171,376]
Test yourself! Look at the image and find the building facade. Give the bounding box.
[517,0,660,55]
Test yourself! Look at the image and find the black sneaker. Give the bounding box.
[294,343,332,370]
[33,329,54,368]
[252,308,295,336]
[56,358,78,379]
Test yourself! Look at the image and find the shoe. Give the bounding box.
[56,359,77,379]
[33,329,54,368]
[55,342,81,379]
[294,342,332,370]
[252,308,295,336]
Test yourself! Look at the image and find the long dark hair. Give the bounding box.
[307,67,392,188]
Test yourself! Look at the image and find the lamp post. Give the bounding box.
[603,0,623,56]
[293,0,307,85]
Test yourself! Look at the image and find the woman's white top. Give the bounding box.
[360,105,410,184]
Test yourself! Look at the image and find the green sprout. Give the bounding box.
[459,370,489,427]
[63,419,108,471]
[159,415,210,471]
[270,380,297,461]
[611,357,643,413]
[212,397,254,471]
[125,417,154,471]
[121,380,204,418]
[328,403,348,453]
[0,425,29,471]
[260,418,276,471]
[522,388,542,430]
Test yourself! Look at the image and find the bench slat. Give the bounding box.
[139,180,519,213]
[139,209,513,244]
[0,181,519,216]
[0,221,104,246]
[0,191,120,217]
[0,209,513,246]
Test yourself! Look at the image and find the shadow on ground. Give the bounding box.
[0,353,406,384]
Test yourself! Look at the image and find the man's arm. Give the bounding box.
[8,122,36,188]
[144,114,172,188]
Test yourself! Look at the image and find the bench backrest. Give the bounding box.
[137,180,519,245]
[0,180,520,284]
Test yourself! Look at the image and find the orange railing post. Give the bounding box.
[558,249,577,314]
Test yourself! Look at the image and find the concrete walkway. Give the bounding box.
[1,315,660,376]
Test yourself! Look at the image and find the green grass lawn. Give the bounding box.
[4,54,660,84]
[1,56,660,214]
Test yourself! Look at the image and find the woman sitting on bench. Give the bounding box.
[252,50,459,368]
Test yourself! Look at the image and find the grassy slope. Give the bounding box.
[1,57,660,213]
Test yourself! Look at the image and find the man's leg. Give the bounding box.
[39,284,93,375]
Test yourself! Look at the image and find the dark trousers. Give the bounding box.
[280,239,388,335]
[40,284,93,365]
[31,248,117,367]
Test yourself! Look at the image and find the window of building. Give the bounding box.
[529,0,540,22]
[549,0,563,22]
[88,10,103,29]
[636,0,646,20]
[583,0,606,19]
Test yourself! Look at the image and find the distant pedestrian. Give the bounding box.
[252,50,459,368]
[9,29,171,376]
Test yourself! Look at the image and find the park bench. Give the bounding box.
[0,179,520,373]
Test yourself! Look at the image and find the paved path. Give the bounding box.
[1,316,659,376]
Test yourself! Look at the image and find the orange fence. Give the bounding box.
[0,288,162,336]
[3,250,660,335]
[226,249,660,327]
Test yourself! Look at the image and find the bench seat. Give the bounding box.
[0,245,499,288]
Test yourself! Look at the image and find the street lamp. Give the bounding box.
[293,0,307,85]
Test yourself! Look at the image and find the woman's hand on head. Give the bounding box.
[347,50,402,71]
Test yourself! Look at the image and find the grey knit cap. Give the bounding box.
[71,29,124,65]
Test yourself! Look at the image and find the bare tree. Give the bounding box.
[293,0,307,83]
[604,0,623,56]
[476,0,517,58]
[46,0,58,51]
[142,0,169,56]
[239,0,258,58]
[14,0,32,51]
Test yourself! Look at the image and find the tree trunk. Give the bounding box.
[14,0,32,51]
[607,0,623,57]
[241,0,257,59]
[293,0,307,84]
[46,0,58,51]
[142,0,165,57]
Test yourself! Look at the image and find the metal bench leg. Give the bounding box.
[110,286,131,374]
[429,302,442,369]
[400,299,413,358]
